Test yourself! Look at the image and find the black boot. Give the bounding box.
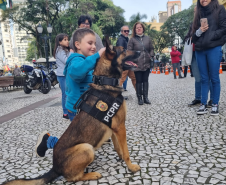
[136,83,143,105]
[143,82,151,104]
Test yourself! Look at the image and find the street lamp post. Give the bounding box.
[37,23,52,72]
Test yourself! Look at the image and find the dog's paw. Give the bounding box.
[129,164,141,173]
[79,172,102,181]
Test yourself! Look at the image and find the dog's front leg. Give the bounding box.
[112,133,122,159]
[113,124,140,173]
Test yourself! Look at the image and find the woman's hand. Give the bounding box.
[98,47,106,57]
[200,25,209,32]
[70,49,74,53]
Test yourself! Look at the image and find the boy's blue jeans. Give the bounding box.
[57,76,68,115]
[195,46,222,105]
[123,76,128,90]
[47,110,76,149]
[191,52,213,101]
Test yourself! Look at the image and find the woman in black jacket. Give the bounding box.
[192,0,226,116]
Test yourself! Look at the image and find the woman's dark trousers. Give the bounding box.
[134,69,151,105]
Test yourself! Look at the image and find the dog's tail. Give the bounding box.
[2,168,59,185]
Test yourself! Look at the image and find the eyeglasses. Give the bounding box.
[81,22,90,26]
[123,30,129,33]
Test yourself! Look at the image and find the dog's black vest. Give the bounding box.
[73,88,124,128]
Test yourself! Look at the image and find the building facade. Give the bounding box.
[13,0,32,65]
[158,11,168,23]
[167,1,182,17]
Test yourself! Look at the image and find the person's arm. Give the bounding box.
[177,51,181,57]
[127,38,134,51]
[57,49,71,65]
[95,33,104,52]
[170,52,178,57]
[116,37,124,47]
[68,53,100,83]
[211,6,226,41]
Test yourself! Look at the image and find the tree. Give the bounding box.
[146,25,171,54]
[129,13,147,28]
[161,5,195,44]
[1,0,125,56]
[26,38,37,62]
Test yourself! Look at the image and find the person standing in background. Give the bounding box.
[127,22,154,105]
[117,25,136,91]
[13,65,21,76]
[170,46,184,79]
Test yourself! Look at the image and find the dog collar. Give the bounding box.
[92,75,119,87]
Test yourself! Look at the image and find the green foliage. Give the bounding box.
[145,24,171,54]
[161,5,195,44]
[1,0,125,57]
[26,38,37,61]
[129,13,147,28]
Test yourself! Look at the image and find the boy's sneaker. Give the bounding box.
[35,131,50,157]
[211,104,219,116]
[207,100,212,108]
[197,104,208,115]
[63,114,69,120]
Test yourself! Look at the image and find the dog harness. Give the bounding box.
[73,88,124,128]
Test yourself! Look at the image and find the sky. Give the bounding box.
[112,0,193,22]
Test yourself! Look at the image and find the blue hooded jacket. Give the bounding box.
[63,52,100,113]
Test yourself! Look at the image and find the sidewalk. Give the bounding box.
[1,73,226,184]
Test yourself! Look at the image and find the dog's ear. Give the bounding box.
[103,37,114,59]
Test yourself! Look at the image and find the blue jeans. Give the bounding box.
[191,52,213,101]
[195,46,222,105]
[123,76,128,90]
[68,111,76,121]
[57,76,68,115]
[47,110,76,149]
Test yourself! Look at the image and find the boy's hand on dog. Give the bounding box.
[98,47,106,57]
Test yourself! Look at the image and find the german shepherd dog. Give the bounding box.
[3,41,141,185]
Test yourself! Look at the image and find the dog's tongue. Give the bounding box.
[125,61,138,67]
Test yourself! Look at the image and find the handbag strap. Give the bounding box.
[135,37,152,58]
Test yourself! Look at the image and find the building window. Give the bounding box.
[6,40,9,42]
[7,50,10,52]
[8,55,11,58]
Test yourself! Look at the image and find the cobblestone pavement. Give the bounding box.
[1,73,226,185]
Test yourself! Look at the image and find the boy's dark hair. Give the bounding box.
[78,15,92,27]
[72,28,95,52]
[53,33,69,58]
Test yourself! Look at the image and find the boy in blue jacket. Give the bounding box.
[35,28,106,157]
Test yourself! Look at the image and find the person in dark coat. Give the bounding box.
[192,0,226,115]
[186,6,213,108]
[117,26,136,91]
[127,22,154,105]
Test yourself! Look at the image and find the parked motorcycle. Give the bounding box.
[21,64,51,94]
[48,63,58,87]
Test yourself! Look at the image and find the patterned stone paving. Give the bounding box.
[1,73,226,185]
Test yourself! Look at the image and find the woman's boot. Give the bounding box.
[143,82,151,104]
[136,83,143,105]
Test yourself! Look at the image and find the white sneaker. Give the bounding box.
[197,104,208,115]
